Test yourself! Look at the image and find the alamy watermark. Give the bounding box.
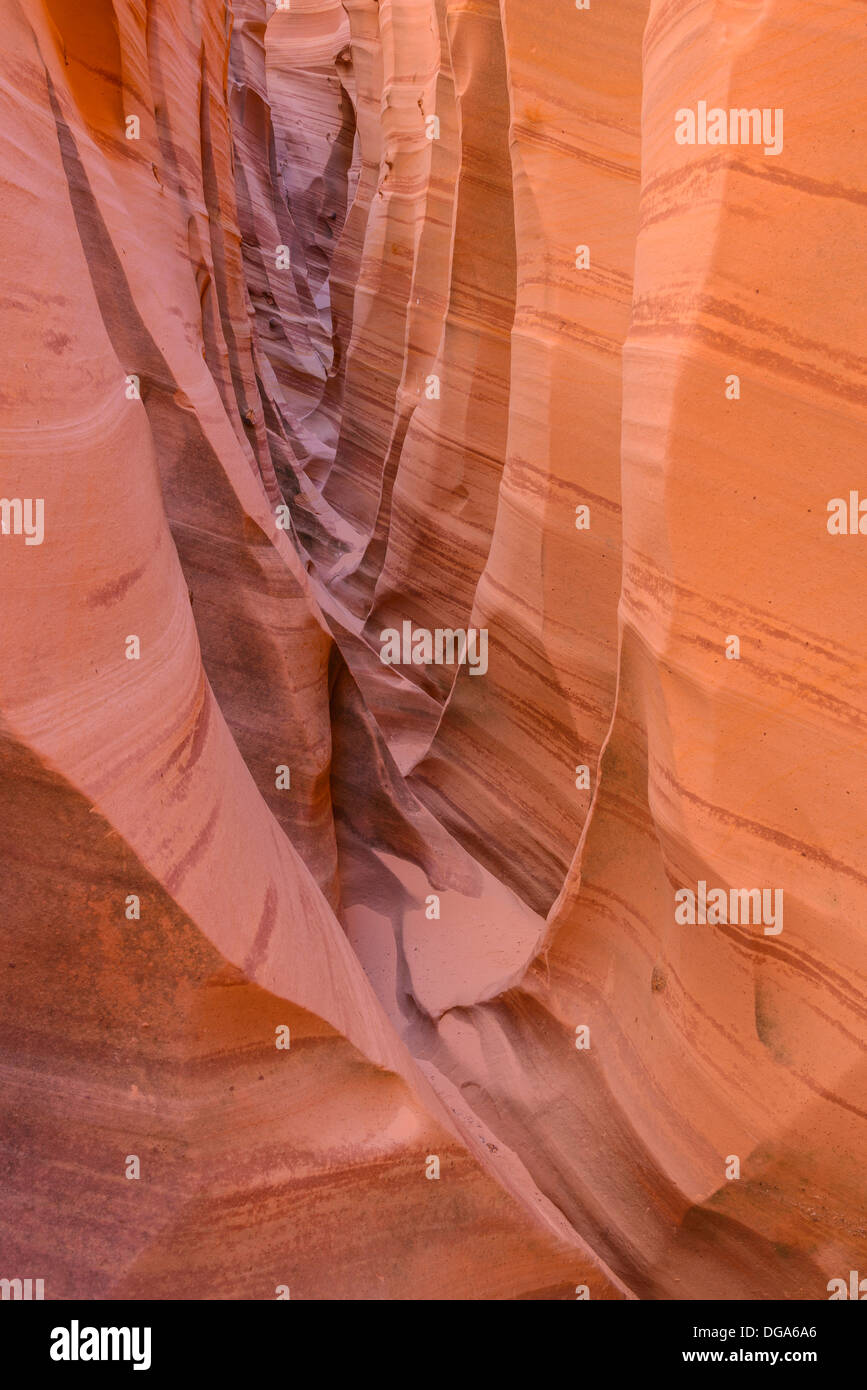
[0,1276,44,1299]
[1,497,44,545]
[827,1271,867,1299]
[379,622,488,677]
[675,881,783,935]
[827,492,867,534]
[50,1321,152,1371]
[675,102,783,156]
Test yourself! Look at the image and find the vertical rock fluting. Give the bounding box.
[0,0,864,1299]
[408,0,648,910]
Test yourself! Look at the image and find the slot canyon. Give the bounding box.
[0,0,865,1301]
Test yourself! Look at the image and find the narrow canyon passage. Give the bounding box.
[0,0,865,1301]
